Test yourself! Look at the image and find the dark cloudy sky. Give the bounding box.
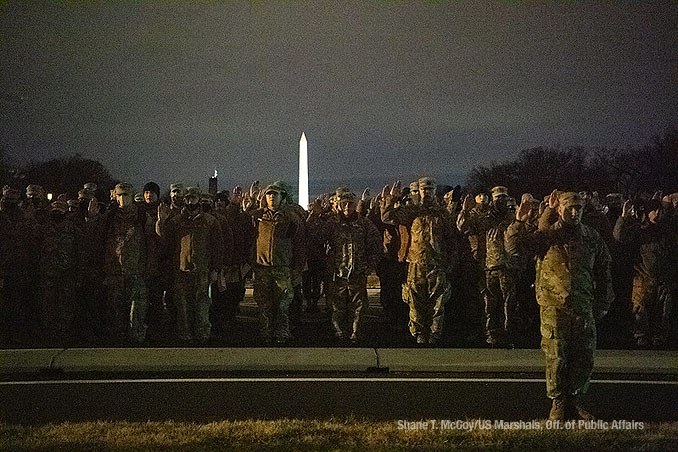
[1,1,676,190]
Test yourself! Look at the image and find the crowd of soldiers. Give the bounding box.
[0,179,676,354]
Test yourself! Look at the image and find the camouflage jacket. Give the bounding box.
[367,204,402,261]
[381,201,460,270]
[504,219,534,272]
[318,212,382,280]
[511,213,614,316]
[157,209,223,274]
[249,206,303,270]
[457,206,512,270]
[216,204,254,266]
[39,219,79,282]
[95,207,147,278]
[0,209,39,278]
[210,210,235,267]
[456,206,488,264]
[613,216,677,284]
[142,205,162,277]
[306,212,331,264]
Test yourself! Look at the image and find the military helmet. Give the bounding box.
[50,200,68,213]
[491,186,509,200]
[25,184,45,198]
[114,183,134,196]
[336,191,357,202]
[185,186,201,199]
[78,188,95,200]
[264,183,285,195]
[418,177,436,189]
[558,192,584,207]
[169,183,186,194]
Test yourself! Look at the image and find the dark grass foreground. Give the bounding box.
[1,419,677,451]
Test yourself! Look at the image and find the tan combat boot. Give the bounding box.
[548,396,567,421]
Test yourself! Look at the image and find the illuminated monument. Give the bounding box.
[299,132,308,209]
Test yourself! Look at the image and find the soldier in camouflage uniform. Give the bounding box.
[24,184,50,224]
[89,182,149,345]
[613,198,676,348]
[505,193,541,346]
[381,177,461,345]
[38,200,80,343]
[511,190,614,420]
[248,182,304,344]
[202,192,236,341]
[0,187,38,345]
[140,182,166,342]
[365,190,409,338]
[215,188,254,330]
[304,196,331,313]
[457,186,518,347]
[158,183,188,338]
[157,187,224,344]
[312,189,381,343]
[275,181,307,338]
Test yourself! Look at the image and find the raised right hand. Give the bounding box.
[548,189,560,210]
[157,202,170,222]
[621,200,633,219]
[516,201,531,222]
[88,198,100,217]
[461,194,475,212]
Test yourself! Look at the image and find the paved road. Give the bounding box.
[2,374,676,424]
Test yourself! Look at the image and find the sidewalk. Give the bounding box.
[1,348,676,375]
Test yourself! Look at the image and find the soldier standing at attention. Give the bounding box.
[512,190,614,420]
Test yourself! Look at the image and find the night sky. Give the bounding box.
[1,1,676,191]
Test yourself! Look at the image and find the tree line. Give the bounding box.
[1,128,676,199]
[466,129,678,199]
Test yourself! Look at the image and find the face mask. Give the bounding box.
[186,202,200,212]
[201,203,212,213]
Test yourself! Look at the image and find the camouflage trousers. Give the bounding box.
[540,306,596,399]
[484,268,518,344]
[327,274,368,340]
[103,274,148,344]
[40,277,76,342]
[302,260,324,305]
[210,280,246,340]
[631,274,672,345]
[402,263,451,341]
[376,258,408,332]
[174,271,212,343]
[253,266,293,342]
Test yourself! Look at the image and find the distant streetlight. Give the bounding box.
[47,193,53,201]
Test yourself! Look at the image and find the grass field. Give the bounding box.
[2,419,677,451]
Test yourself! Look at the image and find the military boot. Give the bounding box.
[548,396,567,421]
[571,395,595,421]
